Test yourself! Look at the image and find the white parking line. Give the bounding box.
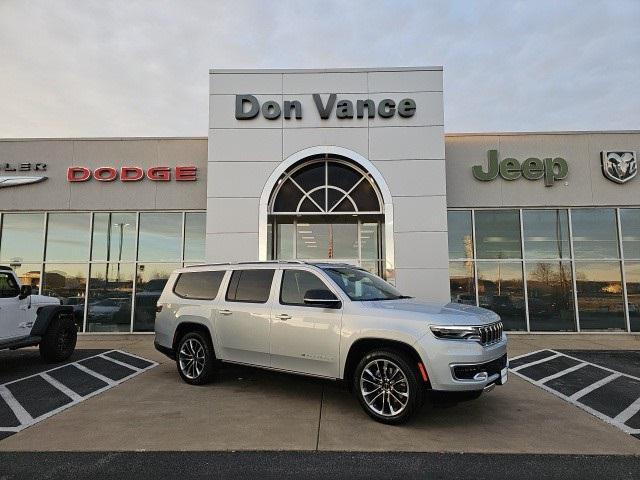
[0,350,157,435]
[0,385,33,427]
[569,373,621,401]
[40,372,83,402]
[614,397,640,425]
[98,353,142,371]
[537,362,587,384]
[510,353,561,372]
[510,349,640,436]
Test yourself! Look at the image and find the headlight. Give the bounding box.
[430,325,482,341]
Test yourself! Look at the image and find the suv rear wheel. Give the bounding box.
[353,349,423,425]
[39,314,77,363]
[176,331,215,385]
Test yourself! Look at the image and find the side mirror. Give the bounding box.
[303,289,341,309]
[18,285,32,300]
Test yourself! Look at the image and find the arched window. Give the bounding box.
[269,157,383,215]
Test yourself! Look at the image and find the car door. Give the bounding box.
[270,268,343,378]
[0,272,28,340]
[214,268,275,367]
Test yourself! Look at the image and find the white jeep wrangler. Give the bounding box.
[0,266,77,362]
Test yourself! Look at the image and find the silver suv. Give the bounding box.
[154,262,507,424]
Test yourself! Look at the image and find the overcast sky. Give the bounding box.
[1,0,638,138]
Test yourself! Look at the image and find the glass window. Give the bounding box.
[475,210,521,259]
[0,272,19,298]
[86,263,134,332]
[138,213,182,262]
[184,213,206,262]
[296,222,358,260]
[44,213,91,262]
[447,211,473,259]
[134,263,181,332]
[226,269,274,303]
[276,221,294,260]
[360,223,380,260]
[91,212,137,262]
[173,270,226,300]
[620,209,640,259]
[1,264,41,294]
[626,262,640,332]
[571,209,619,259]
[323,267,403,301]
[42,264,87,330]
[449,261,476,305]
[477,262,526,331]
[522,209,570,259]
[526,261,576,331]
[0,213,45,263]
[280,270,330,306]
[574,261,626,331]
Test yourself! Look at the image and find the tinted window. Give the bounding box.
[447,211,473,259]
[0,213,45,262]
[45,213,91,262]
[0,272,19,298]
[323,267,404,301]
[280,270,331,306]
[174,271,225,301]
[138,212,182,262]
[475,210,521,259]
[226,269,274,303]
[571,208,619,259]
[522,209,571,259]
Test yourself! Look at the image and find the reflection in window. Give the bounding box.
[45,213,91,262]
[276,221,294,259]
[526,261,575,331]
[296,222,358,260]
[625,262,640,332]
[134,263,180,332]
[574,261,626,331]
[42,264,87,330]
[477,262,526,331]
[92,212,137,262]
[360,223,380,260]
[474,210,521,259]
[1,263,41,294]
[571,209,619,259]
[523,209,570,259]
[280,270,329,305]
[184,213,206,262]
[86,263,134,332]
[620,209,640,260]
[447,211,473,259]
[449,261,476,305]
[138,213,182,262]
[0,213,44,263]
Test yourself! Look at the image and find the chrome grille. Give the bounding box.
[479,321,503,345]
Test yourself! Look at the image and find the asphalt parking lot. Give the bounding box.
[511,349,640,438]
[0,333,638,456]
[0,349,156,440]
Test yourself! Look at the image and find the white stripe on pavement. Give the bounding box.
[0,385,33,426]
[40,372,83,402]
[614,397,640,425]
[510,353,561,372]
[569,373,621,401]
[537,362,588,385]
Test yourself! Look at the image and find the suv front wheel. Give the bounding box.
[176,331,216,385]
[353,349,423,425]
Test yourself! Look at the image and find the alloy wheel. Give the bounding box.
[359,358,409,417]
[179,338,206,380]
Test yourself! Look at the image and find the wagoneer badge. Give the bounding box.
[601,151,637,184]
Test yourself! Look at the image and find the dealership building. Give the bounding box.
[0,67,638,334]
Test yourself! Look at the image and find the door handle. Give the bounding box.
[276,313,291,321]
[218,309,232,316]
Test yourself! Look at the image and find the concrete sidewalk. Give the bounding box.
[0,333,639,453]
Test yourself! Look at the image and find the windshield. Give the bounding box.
[322,267,408,301]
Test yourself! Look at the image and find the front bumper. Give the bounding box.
[415,333,508,391]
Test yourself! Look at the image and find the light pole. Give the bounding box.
[114,222,130,283]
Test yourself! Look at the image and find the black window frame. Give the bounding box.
[225,269,275,304]
[279,269,336,307]
[172,270,226,301]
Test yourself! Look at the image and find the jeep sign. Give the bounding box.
[472,150,568,187]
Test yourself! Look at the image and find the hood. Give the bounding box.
[30,294,62,306]
[362,298,499,326]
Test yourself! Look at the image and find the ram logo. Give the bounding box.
[0,176,48,188]
[601,151,637,184]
